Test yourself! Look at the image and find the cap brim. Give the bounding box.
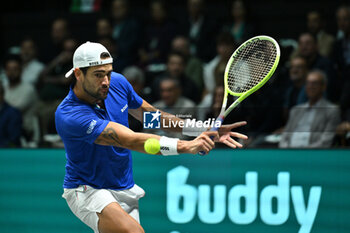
[65,68,74,78]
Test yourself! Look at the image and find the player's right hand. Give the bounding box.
[182,131,220,155]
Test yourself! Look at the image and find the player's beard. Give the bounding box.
[83,82,109,101]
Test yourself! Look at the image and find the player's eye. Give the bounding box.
[95,73,104,78]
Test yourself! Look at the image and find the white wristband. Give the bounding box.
[182,119,207,137]
[159,136,179,156]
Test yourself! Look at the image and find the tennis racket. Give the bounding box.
[199,35,281,155]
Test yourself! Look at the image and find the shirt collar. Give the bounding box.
[68,85,82,103]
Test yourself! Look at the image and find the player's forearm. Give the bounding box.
[98,129,188,154]
[128,132,161,153]
[95,122,189,154]
[95,122,156,150]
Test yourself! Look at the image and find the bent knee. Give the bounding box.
[97,203,144,233]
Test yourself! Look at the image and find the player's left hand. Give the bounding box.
[215,121,248,148]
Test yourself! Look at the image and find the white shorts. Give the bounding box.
[62,184,145,233]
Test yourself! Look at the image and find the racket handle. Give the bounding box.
[198,116,225,156]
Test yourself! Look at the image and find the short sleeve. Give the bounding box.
[109,72,143,109]
[55,108,109,144]
[124,77,143,109]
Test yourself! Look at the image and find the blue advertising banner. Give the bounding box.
[0,149,349,233]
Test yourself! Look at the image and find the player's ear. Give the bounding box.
[74,68,83,81]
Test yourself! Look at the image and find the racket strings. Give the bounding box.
[227,40,277,93]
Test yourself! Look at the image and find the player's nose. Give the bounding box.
[101,75,110,85]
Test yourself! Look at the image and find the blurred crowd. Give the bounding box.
[1,0,350,148]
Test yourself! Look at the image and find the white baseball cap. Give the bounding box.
[65,41,113,78]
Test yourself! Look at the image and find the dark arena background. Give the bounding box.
[1,0,350,233]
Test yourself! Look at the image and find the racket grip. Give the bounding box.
[198,116,225,156]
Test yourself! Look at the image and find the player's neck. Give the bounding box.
[73,84,98,105]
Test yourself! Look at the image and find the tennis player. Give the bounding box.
[55,41,247,233]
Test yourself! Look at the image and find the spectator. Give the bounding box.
[38,38,77,100]
[97,36,121,72]
[228,79,284,148]
[111,0,140,70]
[283,56,308,117]
[198,32,236,120]
[171,35,204,94]
[37,38,77,138]
[152,51,200,103]
[96,17,113,39]
[222,0,255,44]
[332,6,350,110]
[179,0,218,62]
[279,70,341,148]
[152,77,196,138]
[0,82,22,147]
[333,5,350,72]
[205,85,225,121]
[334,121,350,147]
[138,0,177,69]
[294,32,337,102]
[335,5,350,40]
[20,38,45,85]
[40,18,70,63]
[224,53,297,147]
[122,65,151,102]
[4,56,39,146]
[307,10,335,57]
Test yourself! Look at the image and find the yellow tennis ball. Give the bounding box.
[144,138,160,154]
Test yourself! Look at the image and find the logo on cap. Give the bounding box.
[89,61,100,66]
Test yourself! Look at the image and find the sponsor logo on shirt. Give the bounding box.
[87,119,97,134]
[121,104,128,112]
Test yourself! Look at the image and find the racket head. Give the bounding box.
[224,35,281,100]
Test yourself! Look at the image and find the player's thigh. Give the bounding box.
[97,202,144,233]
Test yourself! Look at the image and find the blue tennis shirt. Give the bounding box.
[55,72,143,190]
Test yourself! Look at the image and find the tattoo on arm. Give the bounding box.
[95,127,122,146]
